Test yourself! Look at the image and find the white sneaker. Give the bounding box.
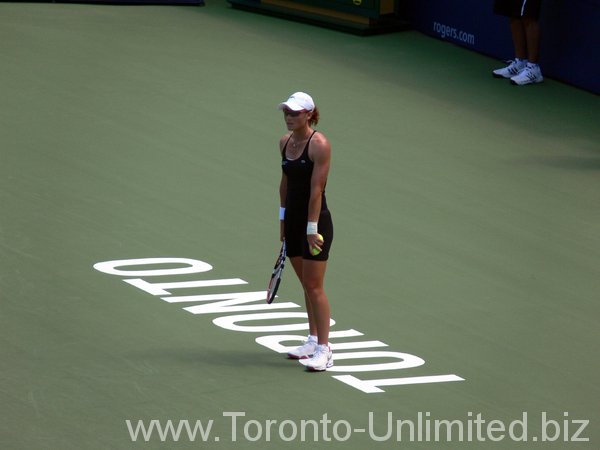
[510,63,544,85]
[287,335,317,359]
[492,59,527,79]
[302,344,333,371]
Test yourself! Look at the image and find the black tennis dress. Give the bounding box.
[282,131,333,261]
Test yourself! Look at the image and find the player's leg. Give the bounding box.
[301,259,330,345]
[301,259,333,371]
[286,256,318,359]
[510,17,543,85]
[510,0,543,85]
[492,18,527,78]
[510,17,528,60]
[289,256,317,336]
[523,16,540,63]
[492,0,528,78]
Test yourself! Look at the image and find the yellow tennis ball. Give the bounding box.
[310,233,324,256]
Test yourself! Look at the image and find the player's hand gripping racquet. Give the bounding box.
[266,241,286,304]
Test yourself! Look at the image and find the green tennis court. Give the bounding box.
[1,1,598,448]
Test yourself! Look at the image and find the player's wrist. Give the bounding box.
[279,207,285,221]
[306,221,318,235]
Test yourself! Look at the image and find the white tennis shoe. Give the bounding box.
[301,344,333,371]
[287,335,318,359]
[510,63,544,85]
[492,59,527,79]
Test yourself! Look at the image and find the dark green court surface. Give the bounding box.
[1,1,598,448]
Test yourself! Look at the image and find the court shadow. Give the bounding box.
[127,347,296,370]
[514,156,600,171]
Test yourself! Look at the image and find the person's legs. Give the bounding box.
[289,256,317,336]
[510,15,543,85]
[509,1,543,84]
[298,258,333,371]
[523,17,540,63]
[510,17,528,60]
[286,256,319,359]
[287,249,333,370]
[301,259,330,345]
[492,17,528,78]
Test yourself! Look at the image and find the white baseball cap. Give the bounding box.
[278,92,315,112]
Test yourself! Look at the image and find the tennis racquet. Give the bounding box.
[266,240,286,304]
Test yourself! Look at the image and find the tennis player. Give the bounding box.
[278,92,334,371]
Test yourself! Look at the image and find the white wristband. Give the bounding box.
[306,221,318,235]
[279,207,285,220]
